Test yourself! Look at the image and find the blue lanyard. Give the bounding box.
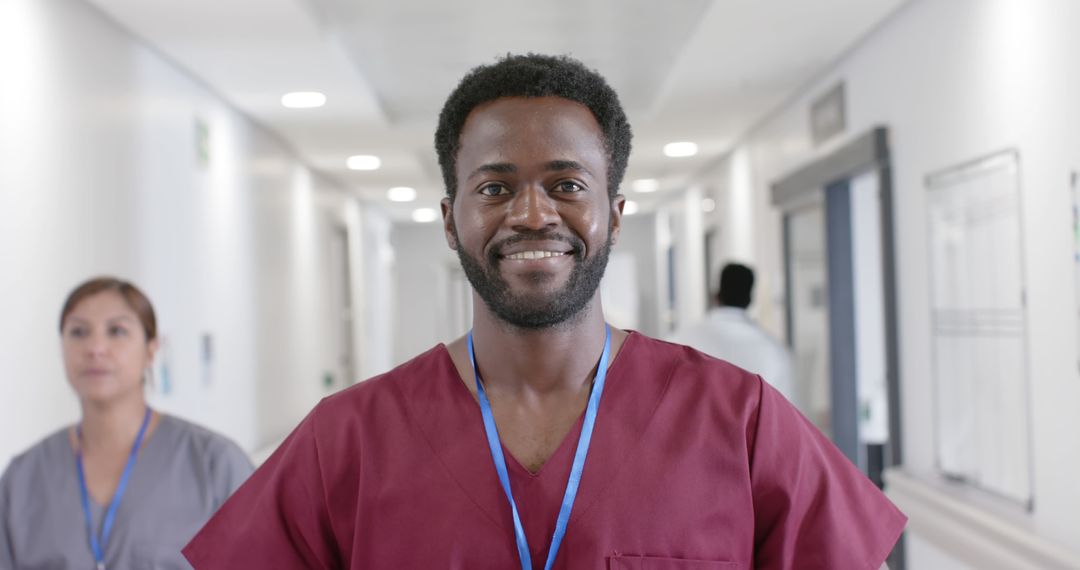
[75,407,152,570]
[467,326,612,570]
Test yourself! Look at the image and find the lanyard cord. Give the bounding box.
[75,407,152,570]
[468,326,612,570]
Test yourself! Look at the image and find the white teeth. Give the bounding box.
[506,250,566,260]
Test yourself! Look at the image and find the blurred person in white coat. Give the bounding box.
[670,263,797,405]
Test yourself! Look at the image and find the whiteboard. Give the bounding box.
[926,150,1032,507]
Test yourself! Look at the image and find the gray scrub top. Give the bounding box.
[0,414,253,569]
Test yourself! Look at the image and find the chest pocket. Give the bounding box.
[608,555,736,570]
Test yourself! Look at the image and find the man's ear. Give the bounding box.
[441,197,458,250]
[609,193,625,246]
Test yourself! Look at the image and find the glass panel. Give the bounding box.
[849,171,890,447]
[787,204,831,436]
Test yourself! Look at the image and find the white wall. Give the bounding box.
[348,207,394,379]
[611,213,662,337]
[0,0,379,467]
[390,221,456,365]
[696,0,1080,562]
[673,188,708,330]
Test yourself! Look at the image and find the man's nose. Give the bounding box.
[507,184,559,231]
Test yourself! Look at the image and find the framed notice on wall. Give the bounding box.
[926,150,1032,507]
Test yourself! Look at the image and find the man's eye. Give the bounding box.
[555,181,584,193]
[68,327,87,338]
[109,326,128,337]
[479,183,509,196]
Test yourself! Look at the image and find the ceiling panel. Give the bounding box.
[84,0,909,219]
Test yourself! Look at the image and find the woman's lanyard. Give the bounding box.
[467,325,612,570]
[75,407,152,570]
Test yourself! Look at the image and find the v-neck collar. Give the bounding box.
[502,412,585,479]
[404,331,677,533]
[70,413,170,509]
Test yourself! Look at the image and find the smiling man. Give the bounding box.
[183,54,905,569]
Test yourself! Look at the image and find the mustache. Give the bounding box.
[488,231,585,264]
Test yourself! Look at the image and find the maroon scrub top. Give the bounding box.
[184,332,905,569]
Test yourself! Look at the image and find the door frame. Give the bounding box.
[771,126,903,470]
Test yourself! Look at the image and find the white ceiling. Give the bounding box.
[85,0,908,220]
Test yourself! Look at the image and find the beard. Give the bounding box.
[454,225,613,330]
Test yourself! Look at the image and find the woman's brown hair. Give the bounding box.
[59,276,157,341]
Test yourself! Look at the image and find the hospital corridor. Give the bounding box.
[2,0,1079,568]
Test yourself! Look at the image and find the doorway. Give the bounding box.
[773,126,903,566]
[785,201,831,436]
[773,126,902,484]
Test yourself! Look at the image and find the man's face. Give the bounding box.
[441,96,624,329]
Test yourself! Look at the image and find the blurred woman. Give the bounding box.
[0,276,253,569]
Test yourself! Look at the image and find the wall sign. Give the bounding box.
[810,82,846,146]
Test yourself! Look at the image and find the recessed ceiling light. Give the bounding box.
[623,200,640,216]
[346,155,381,171]
[387,187,417,202]
[632,179,660,193]
[412,208,439,223]
[702,198,716,212]
[663,142,698,158]
[281,91,326,109]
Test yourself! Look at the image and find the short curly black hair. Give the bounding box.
[435,53,632,203]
